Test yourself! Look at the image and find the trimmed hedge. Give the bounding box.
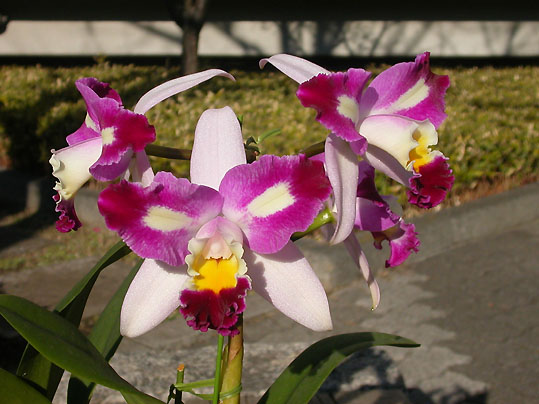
[1,62,537,207]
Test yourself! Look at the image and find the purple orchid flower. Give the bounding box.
[312,154,420,310]
[49,70,234,232]
[260,53,454,243]
[98,106,333,337]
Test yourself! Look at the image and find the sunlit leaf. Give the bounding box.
[258,332,419,404]
[67,259,143,403]
[15,241,130,400]
[0,294,162,404]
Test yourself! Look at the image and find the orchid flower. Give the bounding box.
[98,106,333,337]
[260,53,454,243]
[49,71,234,232]
[312,152,419,310]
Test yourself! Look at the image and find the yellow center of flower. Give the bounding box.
[192,255,239,294]
[408,129,433,171]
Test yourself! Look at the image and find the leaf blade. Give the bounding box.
[0,294,163,404]
[258,332,419,404]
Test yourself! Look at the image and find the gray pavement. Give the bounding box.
[1,179,538,404]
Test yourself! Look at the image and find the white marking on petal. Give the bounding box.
[101,127,115,145]
[385,78,428,113]
[85,113,98,132]
[337,95,360,125]
[247,183,294,218]
[143,206,190,231]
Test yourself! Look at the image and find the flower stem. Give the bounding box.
[220,317,244,404]
[301,140,326,158]
[291,206,335,241]
[212,334,225,404]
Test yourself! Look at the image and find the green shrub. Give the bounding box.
[1,62,537,206]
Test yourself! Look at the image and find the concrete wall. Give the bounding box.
[1,20,538,57]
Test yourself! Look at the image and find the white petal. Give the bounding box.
[190,106,246,190]
[120,259,189,338]
[134,69,235,114]
[343,232,380,310]
[244,242,333,331]
[325,134,359,244]
[50,137,102,200]
[363,145,413,186]
[259,54,330,83]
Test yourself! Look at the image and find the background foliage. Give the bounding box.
[0,62,537,209]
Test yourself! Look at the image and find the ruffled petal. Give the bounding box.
[360,52,450,128]
[50,136,103,201]
[220,154,331,254]
[190,106,246,190]
[342,232,380,310]
[373,221,420,268]
[180,276,251,336]
[134,69,235,115]
[259,53,330,83]
[408,153,454,208]
[98,171,223,266]
[297,69,370,150]
[324,134,359,244]
[120,259,189,338]
[52,193,81,233]
[244,242,332,331]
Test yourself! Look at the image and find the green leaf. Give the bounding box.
[0,294,163,404]
[258,332,419,404]
[67,259,143,404]
[16,241,131,399]
[0,368,52,404]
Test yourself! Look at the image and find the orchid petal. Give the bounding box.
[259,54,330,84]
[297,69,371,151]
[363,144,414,186]
[324,134,359,244]
[50,137,103,201]
[134,69,235,115]
[360,52,450,128]
[355,161,400,232]
[190,106,246,190]
[98,171,223,266]
[408,152,454,208]
[89,99,156,181]
[120,259,189,338]
[244,242,332,331]
[220,154,331,254]
[373,221,420,268]
[133,151,155,187]
[343,232,380,310]
[359,114,430,168]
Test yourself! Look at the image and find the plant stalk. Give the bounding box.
[220,317,244,404]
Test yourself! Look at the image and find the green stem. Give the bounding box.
[212,334,225,404]
[145,144,192,160]
[220,317,244,404]
[291,206,335,241]
[175,364,185,404]
[301,140,326,158]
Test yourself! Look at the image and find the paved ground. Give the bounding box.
[1,178,538,404]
